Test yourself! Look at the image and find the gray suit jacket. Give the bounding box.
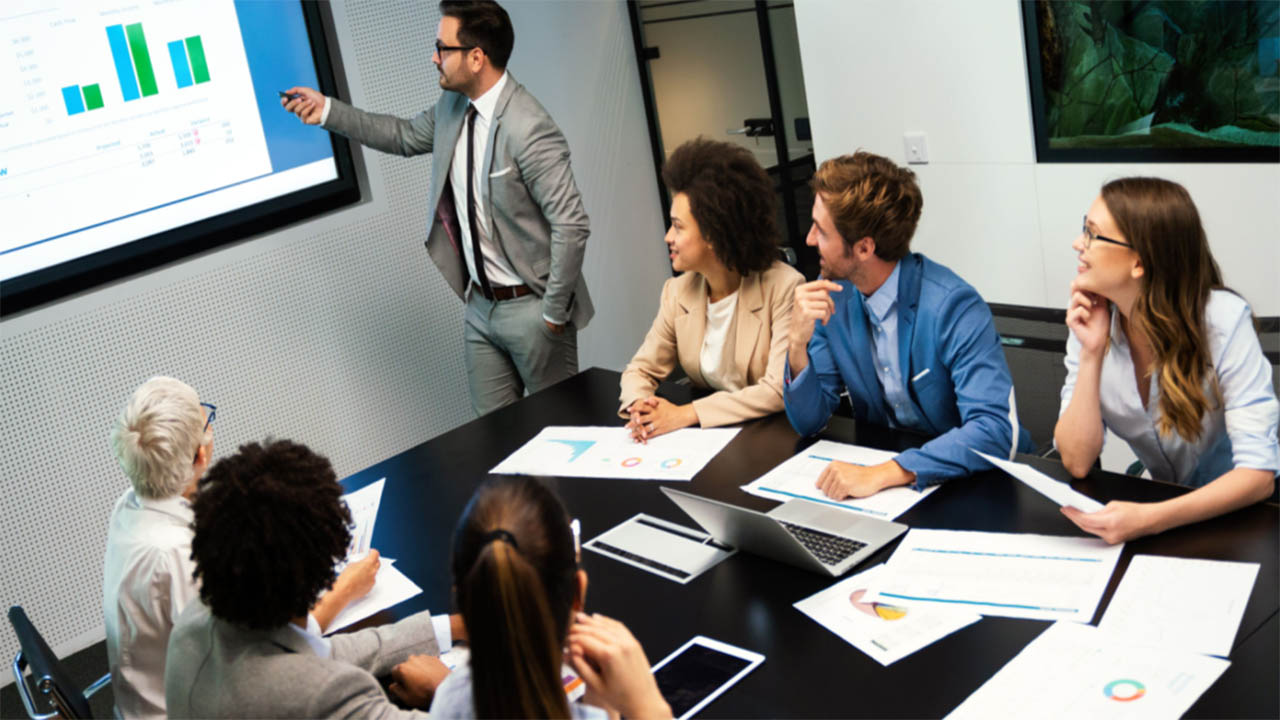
[164,600,439,719]
[325,74,594,328]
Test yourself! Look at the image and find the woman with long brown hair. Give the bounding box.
[1054,177,1278,544]
[426,477,671,718]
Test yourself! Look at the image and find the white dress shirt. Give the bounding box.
[430,660,606,719]
[450,71,524,289]
[700,290,741,392]
[1059,289,1280,487]
[103,488,198,719]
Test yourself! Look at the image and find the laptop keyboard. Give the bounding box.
[780,522,867,566]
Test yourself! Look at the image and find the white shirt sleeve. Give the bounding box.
[319,95,332,126]
[431,613,453,652]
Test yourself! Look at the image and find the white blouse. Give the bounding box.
[1059,290,1279,487]
[700,290,742,392]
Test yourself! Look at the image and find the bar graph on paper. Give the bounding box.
[0,0,269,263]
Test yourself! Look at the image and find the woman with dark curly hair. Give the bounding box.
[1055,178,1278,544]
[620,138,803,440]
[165,439,460,718]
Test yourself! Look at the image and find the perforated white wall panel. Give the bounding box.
[0,0,669,677]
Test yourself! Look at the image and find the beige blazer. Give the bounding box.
[619,260,803,427]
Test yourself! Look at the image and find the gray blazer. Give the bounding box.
[325,74,594,328]
[164,600,439,719]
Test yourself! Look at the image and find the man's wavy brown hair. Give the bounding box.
[662,138,780,276]
[811,151,922,261]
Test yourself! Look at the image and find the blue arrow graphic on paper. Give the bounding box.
[547,439,595,463]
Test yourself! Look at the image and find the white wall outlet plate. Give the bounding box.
[903,132,928,164]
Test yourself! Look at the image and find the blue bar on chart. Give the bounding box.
[62,85,85,115]
[106,24,141,101]
[168,40,193,88]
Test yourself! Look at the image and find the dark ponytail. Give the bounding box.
[454,478,578,718]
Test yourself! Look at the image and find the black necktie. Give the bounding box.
[465,104,493,299]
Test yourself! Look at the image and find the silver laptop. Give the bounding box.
[660,487,907,577]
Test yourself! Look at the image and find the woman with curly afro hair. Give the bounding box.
[165,439,460,718]
[620,137,803,440]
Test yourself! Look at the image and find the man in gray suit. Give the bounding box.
[284,0,591,416]
[165,439,460,717]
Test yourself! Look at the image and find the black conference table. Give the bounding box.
[341,368,1279,719]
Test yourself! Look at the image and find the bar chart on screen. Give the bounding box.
[0,0,271,276]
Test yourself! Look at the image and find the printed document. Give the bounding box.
[743,440,936,519]
[1099,555,1259,657]
[972,450,1104,512]
[795,564,980,666]
[341,478,385,563]
[584,513,736,584]
[325,560,422,633]
[946,622,1230,720]
[492,426,739,481]
[863,529,1122,622]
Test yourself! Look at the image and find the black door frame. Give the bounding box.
[626,1,803,274]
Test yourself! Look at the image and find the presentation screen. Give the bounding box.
[1,0,358,315]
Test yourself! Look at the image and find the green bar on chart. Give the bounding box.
[185,35,210,84]
[125,23,158,96]
[82,83,104,110]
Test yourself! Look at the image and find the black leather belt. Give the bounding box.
[473,282,533,301]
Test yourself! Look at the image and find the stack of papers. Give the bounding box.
[325,560,423,633]
[862,528,1123,622]
[742,440,936,519]
[326,477,422,633]
[946,622,1230,719]
[492,426,740,481]
[795,564,980,666]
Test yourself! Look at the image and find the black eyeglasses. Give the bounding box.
[435,39,475,55]
[1081,215,1131,250]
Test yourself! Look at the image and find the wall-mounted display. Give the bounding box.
[1022,0,1279,162]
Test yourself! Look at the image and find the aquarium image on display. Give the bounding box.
[1022,0,1280,162]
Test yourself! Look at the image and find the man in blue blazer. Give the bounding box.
[785,152,1023,499]
[284,1,591,417]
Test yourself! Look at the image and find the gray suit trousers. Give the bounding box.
[465,290,578,416]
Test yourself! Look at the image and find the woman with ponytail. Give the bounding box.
[1054,177,1278,544]
[427,477,671,719]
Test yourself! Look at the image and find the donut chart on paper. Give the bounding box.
[1103,679,1145,702]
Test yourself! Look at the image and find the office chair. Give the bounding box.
[8,606,110,720]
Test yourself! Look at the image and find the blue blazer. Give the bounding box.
[784,253,1023,486]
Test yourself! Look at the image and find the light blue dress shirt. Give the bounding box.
[1059,289,1280,487]
[861,263,926,431]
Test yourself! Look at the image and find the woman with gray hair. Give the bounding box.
[102,377,378,719]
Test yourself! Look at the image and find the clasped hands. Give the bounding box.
[626,396,698,443]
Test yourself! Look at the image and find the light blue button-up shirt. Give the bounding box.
[860,262,926,431]
[1059,289,1279,487]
